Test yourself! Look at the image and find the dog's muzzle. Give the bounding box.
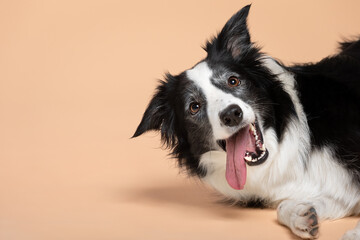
[219,104,243,127]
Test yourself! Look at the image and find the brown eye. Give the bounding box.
[189,102,200,114]
[228,76,240,87]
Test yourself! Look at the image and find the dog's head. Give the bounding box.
[133,5,296,189]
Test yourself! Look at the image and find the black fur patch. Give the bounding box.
[290,39,360,183]
[132,73,208,177]
[221,197,268,209]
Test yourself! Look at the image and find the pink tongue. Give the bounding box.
[225,126,251,190]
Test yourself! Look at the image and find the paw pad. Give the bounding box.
[294,206,319,239]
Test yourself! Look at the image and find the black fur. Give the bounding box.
[133,73,208,177]
[290,39,360,183]
[220,197,268,209]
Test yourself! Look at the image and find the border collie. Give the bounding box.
[133,5,360,239]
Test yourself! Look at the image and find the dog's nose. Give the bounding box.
[219,104,243,127]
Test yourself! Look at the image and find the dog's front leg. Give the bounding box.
[277,200,320,239]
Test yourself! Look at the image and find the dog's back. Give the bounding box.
[340,38,360,61]
[290,38,360,183]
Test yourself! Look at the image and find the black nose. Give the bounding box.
[219,104,243,127]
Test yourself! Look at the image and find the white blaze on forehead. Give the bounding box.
[186,61,213,85]
[186,61,255,140]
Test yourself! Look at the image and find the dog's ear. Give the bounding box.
[208,5,252,59]
[132,76,177,148]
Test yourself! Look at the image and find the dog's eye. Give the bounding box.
[228,76,240,87]
[189,102,201,114]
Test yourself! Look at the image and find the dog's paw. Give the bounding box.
[290,205,319,239]
[341,229,360,240]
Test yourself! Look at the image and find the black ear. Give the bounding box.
[132,76,177,148]
[208,5,252,59]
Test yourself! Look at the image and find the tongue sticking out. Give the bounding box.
[225,125,254,190]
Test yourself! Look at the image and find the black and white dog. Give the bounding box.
[133,5,360,239]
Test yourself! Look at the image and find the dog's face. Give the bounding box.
[133,5,296,189]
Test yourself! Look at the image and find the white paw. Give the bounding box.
[341,229,360,240]
[289,204,319,239]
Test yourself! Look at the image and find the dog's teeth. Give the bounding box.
[260,144,266,151]
[244,155,252,161]
[245,123,267,164]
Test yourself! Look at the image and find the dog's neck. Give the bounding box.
[261,56,311,174]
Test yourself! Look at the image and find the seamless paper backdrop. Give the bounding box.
[0,1,360,239]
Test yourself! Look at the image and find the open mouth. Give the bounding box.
[217,121,269,190]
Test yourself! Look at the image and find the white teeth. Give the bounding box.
[256,140,262,149]
[260,144,266,151]
[250,123,259,140]
[244,155,252,161]
[244,148,267,163]
[244,155,258,163]
[244,122,267,164]
[250,124,255,133]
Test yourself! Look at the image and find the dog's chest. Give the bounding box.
[200,146,360,212]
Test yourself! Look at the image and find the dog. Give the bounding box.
[133,5,360,239]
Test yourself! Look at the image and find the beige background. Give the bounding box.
[1,1,360,239]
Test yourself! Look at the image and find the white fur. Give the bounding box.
[186,62,255,140]
[187,58,360,238]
